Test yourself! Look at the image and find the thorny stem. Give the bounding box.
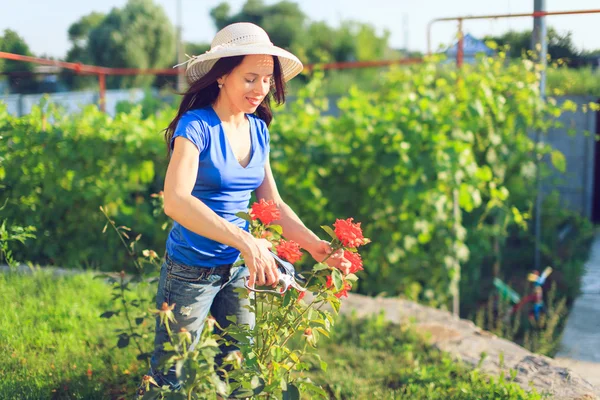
[119,273,147,365]
[256,246,340,363]
[100,206,143,273]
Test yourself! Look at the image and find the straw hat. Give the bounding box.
[178,22,304,85]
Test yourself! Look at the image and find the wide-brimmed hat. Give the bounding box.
[177,22,304,85]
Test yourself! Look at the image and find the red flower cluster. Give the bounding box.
[326,276,352,298]
[250,198,280,225]
[276,239,303,264]
[334,218,365,248]
[344,250,363,274]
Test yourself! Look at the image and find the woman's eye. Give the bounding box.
[245,79,255,83]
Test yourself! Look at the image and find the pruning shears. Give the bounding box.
[244,251,307,295]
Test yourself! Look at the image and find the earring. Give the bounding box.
[218,83,223,89]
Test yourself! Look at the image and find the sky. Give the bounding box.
[1,0,599,60]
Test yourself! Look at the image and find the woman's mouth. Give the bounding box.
[246,97,262,106]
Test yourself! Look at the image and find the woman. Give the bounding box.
[149,22,351,391]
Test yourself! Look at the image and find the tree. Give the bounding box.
[210,0,307,51]
[87,0,175,88]
[0,29,36,93]
[63,12,105,90]
[484,27,581,65]
[208,0,391,65]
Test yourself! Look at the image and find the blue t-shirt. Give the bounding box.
[165,106,269,267]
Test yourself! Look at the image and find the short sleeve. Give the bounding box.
[170,113,207,153]
[258,118,270,149]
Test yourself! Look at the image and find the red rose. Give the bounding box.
[325,276,352,298]
[276,239,303,264]
[344,250,363,274]
[250,199,280,225]
[335,281,352,298]
[333,218,365,248]
[326,275,333,288]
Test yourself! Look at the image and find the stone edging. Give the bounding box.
[336,293,599,400]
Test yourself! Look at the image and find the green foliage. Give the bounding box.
[311,312,543,399]
[0,29,37,93]
[87,0,176,88]
[484,27,580,62]
[547,66,600,97]
[0,271,543,399]
[0,217,36,268]
[0,100,171,269]
[209,0,392,64]
[0,54,590,315]
[0,125,36,267]
[475,283,569,357]
[271,54,570,309]
[0,270,152,399]
[62,12,106,90]
[0,29,34,74]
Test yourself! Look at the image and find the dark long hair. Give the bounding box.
[164,55,286,154]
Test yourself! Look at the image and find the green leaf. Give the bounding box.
[320,225,337,241]
[315,327,329,338]
[550,149,566,173]
[332,268,343,290]
[267,224,283,235]
[320,359,328,372]
[299,380,328,397]
[312,263,329,272]
[328,296,340,314]
[235,211,252,223]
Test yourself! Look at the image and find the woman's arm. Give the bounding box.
[164,137,278,287]
[255,157,351,273]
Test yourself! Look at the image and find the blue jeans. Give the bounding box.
[149,253,255,391]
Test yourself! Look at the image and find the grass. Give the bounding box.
[0,270,152,399]
[0,270,545,399]
[303,312,544,399]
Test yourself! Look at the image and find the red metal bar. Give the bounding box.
[1,51,423,76]
[427,8,600,55]
[304,58,423,72]
[0,51,425,112]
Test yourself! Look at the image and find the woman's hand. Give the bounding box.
[308,240,352,275]
[240,236,279,288]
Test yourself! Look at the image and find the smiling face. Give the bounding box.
[217,54,275,114]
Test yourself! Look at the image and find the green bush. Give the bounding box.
[0,100,170,270]
[0,54,590,314]
[271,55,572,309]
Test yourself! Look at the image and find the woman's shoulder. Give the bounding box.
[181,106,213,124]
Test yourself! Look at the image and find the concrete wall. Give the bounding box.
[0,88,149,117]
[541,96,598,219]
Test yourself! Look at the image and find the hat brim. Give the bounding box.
[185,45,304,85]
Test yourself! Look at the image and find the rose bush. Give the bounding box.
[128,198,370,399]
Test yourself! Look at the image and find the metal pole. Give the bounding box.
[426,21,433,56]
[452,188,461,317]
[176,0,185,92]
[457,19,464,67]
[533,0,547,271]
[98,73,106,113]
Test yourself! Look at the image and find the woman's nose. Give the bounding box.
[255,80,270,96]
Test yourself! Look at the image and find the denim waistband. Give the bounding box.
[164,252,234,275]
